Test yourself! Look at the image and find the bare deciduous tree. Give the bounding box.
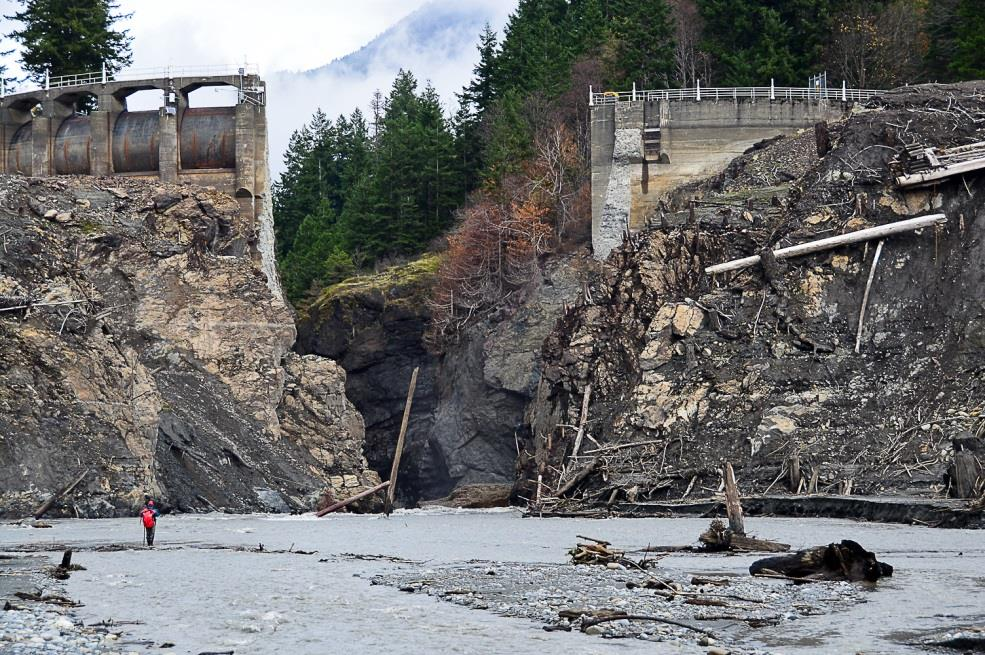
[826,0,927,88]
[669,0,712,87]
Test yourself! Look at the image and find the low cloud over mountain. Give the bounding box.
[266,0,515,176]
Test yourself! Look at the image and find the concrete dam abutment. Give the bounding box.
[0,71,266,209]
[590,86,882,258]
[0,69,281,296]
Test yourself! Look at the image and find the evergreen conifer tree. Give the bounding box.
[5,0,132,81]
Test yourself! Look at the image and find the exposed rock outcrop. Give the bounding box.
[297,252,588,503]
[0,175,374,517]
[522,84,985,508]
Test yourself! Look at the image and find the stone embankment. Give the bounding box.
[0,175,376,518]
[521,83,985,514]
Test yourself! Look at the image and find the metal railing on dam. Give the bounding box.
[589,81,879,259]
[2,63,262,96]
[590,85,884,105]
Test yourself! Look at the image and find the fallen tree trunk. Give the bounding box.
[895,156,985,188]
[32,469,89,519]
[579,613,713,636]
[705,214,946,275]
[556,457,599,497]
[316,481,390,517]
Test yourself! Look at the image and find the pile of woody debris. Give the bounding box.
[891,140,985,188]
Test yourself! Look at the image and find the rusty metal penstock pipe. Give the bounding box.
[112,111,160,173]
[180,107,236,169]
[54,116,92,175]
[7,122,33,175]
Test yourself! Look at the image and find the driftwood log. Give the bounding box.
[316,481,390,517]
[750,540,893,582]
[32,469,89,519]
[705,214,946,275]
[699,520,790,553]
[556,457,599,497]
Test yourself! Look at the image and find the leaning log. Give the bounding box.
[316,481,390,517]
[556,457,600,497]
[569,384,593,460]
[32,469,89,519]
[750,540,893,582]
[704,214,946,275]
[385,366,419,515]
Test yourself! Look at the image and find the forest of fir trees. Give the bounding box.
[273,0,985,308]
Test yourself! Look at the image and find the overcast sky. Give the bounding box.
[0,1,435,75]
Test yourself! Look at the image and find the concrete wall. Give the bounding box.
[0,74,277,295]
[0,74,266,216]
[591,97,851,259]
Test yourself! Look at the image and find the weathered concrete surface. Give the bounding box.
[594,127,639,259]
[0,174,374,518]
[0,75,280,298]
[591,98,851,259]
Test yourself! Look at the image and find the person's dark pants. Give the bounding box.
[145,525,155,546]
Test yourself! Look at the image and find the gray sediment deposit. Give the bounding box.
[376,559,864,651]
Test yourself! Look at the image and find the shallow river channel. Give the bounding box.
[1,509,983,654]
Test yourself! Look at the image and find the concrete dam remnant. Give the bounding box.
[590,85,883,259]
[0,67,267,222]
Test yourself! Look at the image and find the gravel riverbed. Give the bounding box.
[374,559,864,653]
[0,552,128,655]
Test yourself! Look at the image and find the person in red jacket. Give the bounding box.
[140,500,159,547]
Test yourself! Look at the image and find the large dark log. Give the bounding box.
[948,451,982,499]
[815,121,831,157]
[750,540,893,582]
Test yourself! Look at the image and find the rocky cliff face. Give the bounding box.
[522,84,985,506]
[297,252,588,503]
[0,175,376,518]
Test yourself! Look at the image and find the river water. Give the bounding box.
[1,510,982,654]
